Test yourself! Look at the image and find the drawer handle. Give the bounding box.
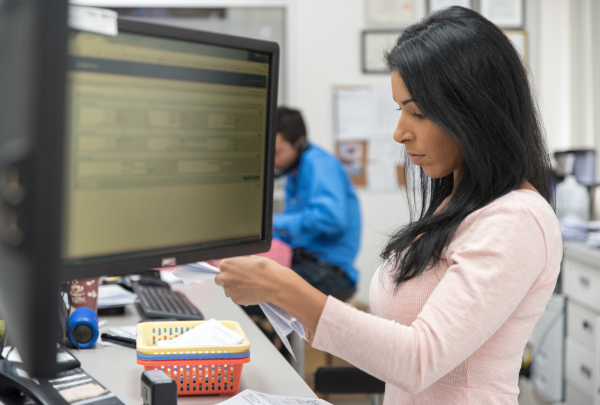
[581,365,592,379]
[579,276,590,288]
[583,320,593,333]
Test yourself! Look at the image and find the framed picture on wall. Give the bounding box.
[504,30,528,66]
[362,30,402,74]
[366,0,414,26]
[427,0,473,14]
[479,0,524,29]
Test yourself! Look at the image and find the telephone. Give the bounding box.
[0,346,123,405]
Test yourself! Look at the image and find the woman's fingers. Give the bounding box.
[214,273,224,287]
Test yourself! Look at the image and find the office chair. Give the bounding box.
[313,366,385,405]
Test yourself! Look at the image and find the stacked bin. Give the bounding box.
[136,320,250,396]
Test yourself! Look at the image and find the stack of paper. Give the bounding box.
[157,319,244,347]
[221,389,331,405]
[97,285,136,308]
[171,262,306,359]
[172,262,223,284]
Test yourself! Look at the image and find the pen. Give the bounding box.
[101,333,136,349]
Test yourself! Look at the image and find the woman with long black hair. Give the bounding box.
[215,6,561,404]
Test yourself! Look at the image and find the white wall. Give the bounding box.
[286,0,413,304]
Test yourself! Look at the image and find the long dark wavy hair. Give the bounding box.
[381,6,554,288]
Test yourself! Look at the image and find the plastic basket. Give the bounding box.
[137,357,250,395]
[136,320,250,356]
[135,320,251,396]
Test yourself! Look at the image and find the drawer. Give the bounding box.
[563,259,600,312]
[566,383,593,405]
[566,338,596,394]
[568,301,599,351]
[532,362,563,402]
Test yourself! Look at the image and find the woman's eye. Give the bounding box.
[413,112,425,120]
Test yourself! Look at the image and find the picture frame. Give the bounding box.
[479,0,525,29]
[361,30,403,74]
[427,0,473,14]
[366,0,414,26]
[504,30,528,66]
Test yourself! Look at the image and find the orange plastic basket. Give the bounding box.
[137,357,250,396]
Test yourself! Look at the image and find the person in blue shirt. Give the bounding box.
[273,107,361,299]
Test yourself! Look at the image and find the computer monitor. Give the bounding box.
[62,18,278,280]
[0,4,279,378]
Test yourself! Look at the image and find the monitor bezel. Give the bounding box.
[61,18,278,281]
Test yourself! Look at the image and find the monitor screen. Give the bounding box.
[62,20,278,278]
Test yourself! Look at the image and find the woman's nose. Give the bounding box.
[393,117,414,144]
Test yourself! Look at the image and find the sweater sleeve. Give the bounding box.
[312,203,551,393]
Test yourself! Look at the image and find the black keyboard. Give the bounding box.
[136,285,204,320]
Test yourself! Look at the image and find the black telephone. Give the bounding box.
[0,346,123,405]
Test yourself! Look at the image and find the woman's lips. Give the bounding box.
[409,154,425,164]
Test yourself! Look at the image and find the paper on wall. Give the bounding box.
[170,262,305,358]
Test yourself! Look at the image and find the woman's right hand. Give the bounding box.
[215,256,293,306]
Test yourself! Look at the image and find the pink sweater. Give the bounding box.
[312,190,562,404]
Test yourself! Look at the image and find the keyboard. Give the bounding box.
[136,285,204,320]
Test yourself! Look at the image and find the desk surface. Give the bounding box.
[73,282,316,404]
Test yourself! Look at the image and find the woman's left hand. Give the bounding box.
[214,256,293,306]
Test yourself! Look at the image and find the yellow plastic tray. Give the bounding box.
[136,320,250,356]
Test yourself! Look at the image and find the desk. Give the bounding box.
[73,282,317,404]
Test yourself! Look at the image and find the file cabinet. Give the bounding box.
[563,243,600,404]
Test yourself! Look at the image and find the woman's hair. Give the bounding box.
[381,6,554,287]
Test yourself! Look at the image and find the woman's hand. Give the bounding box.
[215,255,329,337]
[214,256,293,306]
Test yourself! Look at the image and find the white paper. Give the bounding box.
[220,389,331,405]
[1,347,21,362]
[335,88,375,140]
[367,139,403,162]
[99,325,138,347]
[170,261,306,358]
[157,319,244,347]
[69,5,118,36]
[159,269,183,284]
[97,284,136,308]
[108,326,137,339]
[173,262,220,285]
[259,302,305,360]
[334,85,399,141]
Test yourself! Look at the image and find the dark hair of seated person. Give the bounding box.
[276,107,307,144]
[381,6,554,289]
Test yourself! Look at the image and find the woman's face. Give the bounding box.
[391,72,463,180]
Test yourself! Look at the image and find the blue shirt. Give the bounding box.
[273,144,361,284]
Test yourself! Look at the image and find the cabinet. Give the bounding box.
[563,243,600,404]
